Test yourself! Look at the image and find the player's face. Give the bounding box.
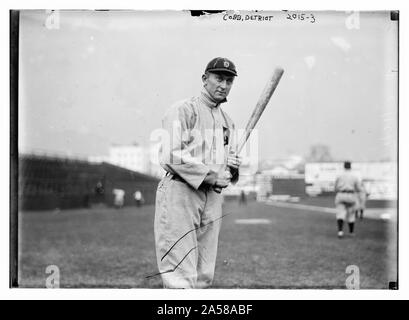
[203,72,235,102]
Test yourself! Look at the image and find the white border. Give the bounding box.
[1,0,407,300]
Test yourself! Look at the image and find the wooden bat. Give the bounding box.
[214,67,284,193]
[237,67,284,154]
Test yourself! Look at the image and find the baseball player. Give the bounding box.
[134,190,144,207]
[154,57,242,288]
[334,161,363,238]
[112,188,125,209]
[355,181,369,220]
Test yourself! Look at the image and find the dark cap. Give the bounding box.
[205,57,237,76]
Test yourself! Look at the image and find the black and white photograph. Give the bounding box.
[10,8,399,292]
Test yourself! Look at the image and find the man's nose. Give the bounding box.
[219,80,227,89]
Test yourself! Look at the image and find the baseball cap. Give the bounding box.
[205,57,237,76]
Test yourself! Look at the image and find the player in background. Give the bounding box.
[334,161,363,238]
[134,190,144,207]
[355,181,369,220]
[113,188,125,209]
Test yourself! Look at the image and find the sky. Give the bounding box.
[18,10,398,162]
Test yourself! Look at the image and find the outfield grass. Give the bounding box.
[18,200,397,289]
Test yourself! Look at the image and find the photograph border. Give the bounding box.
[3,0,408,301]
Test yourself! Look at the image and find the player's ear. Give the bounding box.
[202,73,207,85]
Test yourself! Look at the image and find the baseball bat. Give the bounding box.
[214,67,284,193]
[237,67,284,154]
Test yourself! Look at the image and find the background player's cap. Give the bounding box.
[205,57,237,76]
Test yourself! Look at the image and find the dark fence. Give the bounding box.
[18,155,160,211]
[271,177,306,197]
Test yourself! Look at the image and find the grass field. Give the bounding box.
[17,199,397,289]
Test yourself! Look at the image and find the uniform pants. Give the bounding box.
[154,175,223,289]
[335,192,357,223]
[357,193,367,210]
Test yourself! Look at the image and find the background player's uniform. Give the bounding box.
[134,190,144,207]
[334,172,362,223]
[355,182,368,219]
[112,188,125,208]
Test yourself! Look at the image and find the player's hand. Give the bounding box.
[215,170,232,188]
[213,170,232,193]
[227,154,242,170]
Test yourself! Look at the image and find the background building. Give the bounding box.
[108,143,148,174]
[88,143,165,179]
[305,161,397,200]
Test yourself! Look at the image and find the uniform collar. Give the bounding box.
[200,88,227,109]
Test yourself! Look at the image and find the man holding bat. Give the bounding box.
[154,57,242,288]
[154,57,283,288]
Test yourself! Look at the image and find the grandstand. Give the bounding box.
[19,154,160,211]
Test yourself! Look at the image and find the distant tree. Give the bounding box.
[307,144,333,162]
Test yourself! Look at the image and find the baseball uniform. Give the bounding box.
[154,82,238,288]
[334,171,362,223]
